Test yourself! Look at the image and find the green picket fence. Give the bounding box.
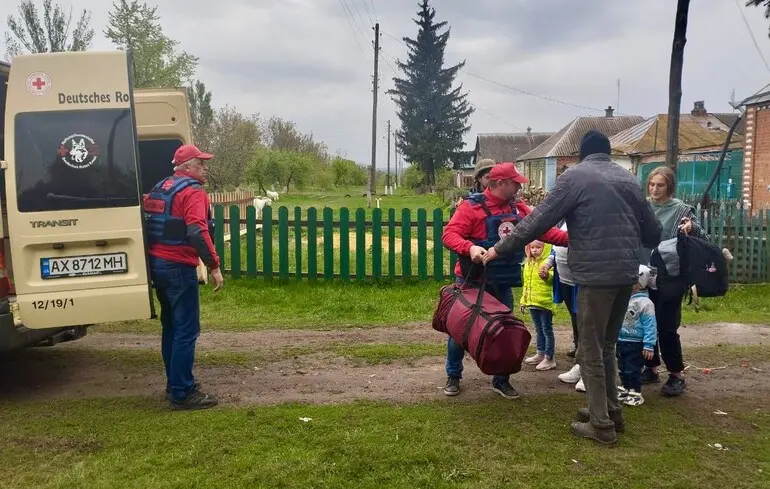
[212,201,770,284]
[213,204,458,281]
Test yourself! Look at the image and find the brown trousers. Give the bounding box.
[576,285,633,429]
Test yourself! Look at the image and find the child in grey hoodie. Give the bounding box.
[616,265,658,406]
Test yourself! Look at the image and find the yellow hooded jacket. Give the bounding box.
[520,243,557,313]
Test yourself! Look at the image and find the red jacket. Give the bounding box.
[146,171,220,270]
[443,189,568,277]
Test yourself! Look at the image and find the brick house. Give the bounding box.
[515,107,644,190]
[739,91,770,209]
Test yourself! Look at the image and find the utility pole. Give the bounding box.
[368,22,380,208]
[386,119,391,194]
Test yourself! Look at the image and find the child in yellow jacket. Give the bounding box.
[521,240,557,371]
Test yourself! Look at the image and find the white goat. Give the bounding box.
[266,190,280,201]
[252,197,272,218]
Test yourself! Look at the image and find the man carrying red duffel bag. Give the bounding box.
[439,163,568,399]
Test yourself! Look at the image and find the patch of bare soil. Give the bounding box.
[1,323,768,407]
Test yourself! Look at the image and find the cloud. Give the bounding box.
[2,0,769,168]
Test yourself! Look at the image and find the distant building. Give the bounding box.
[610,102,744,200]
[516,107,644,189]
[455,129,553,188]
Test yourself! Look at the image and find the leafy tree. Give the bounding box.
[188,79,214,149]
[246,148,285,194]
[5,0,94,59]
[104,0,198,88]
[206,106,261,191]
[331,156,367,186]
[403,165,426,189]
[387,0,473,188]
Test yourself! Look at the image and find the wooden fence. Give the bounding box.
[211,201,770,284]
[209,190,255,237]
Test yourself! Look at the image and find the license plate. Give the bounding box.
[41,252,128,279]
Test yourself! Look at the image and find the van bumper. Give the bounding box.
[0,299,87,352]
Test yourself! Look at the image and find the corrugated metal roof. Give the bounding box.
[517,115,645,161]
[609,114,743,155]
[474,132,554,163]
[710,113,745,135]
[739,90,770,106]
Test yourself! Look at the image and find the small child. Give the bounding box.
[521,240,557,371]
[616,265,658,407]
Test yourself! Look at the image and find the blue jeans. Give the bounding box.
[617,341,645,392]
[150,256,201,402]
[529,308,555,358]
[446,278,513,386]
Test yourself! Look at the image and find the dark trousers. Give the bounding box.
[646,289,685,374]
[446,277,513,386]
[576,285,633,430]
[617,341,645,392]
[150,257,201,402]
[560,283,578,347]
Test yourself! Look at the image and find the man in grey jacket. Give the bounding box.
[483,131,662,445]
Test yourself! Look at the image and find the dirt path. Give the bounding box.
[1,323,768,407]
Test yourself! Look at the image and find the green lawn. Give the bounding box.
[101,281,770,334]
[1,395,767,489]
[247,187,448,221]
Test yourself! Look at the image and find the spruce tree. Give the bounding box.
[388,0,473,188]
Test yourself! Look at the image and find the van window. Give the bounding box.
[137,139,182,195]
[14,108,140,213]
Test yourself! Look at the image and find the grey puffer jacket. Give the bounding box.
[494,154,662,287]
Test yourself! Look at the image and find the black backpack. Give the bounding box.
[650,233,728,302]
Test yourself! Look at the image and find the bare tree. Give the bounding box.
[665,0,691,171]
[5,0,94,59]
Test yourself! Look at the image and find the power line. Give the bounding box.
[471,103,524,131]
[347,0,370,30]
[340,0,370,50]
[733,0,770,74]
[370,0,378,22]
[380,28,612,114]
[338,0,364,57]
[358,0,375,26]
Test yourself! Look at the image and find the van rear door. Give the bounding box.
[3,50,153,329]
[133,88,208,283]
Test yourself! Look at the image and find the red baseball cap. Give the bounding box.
[488,162,528,184]
[172,144,214,165]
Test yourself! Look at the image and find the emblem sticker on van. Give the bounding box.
[26,72,52,95]
[57,133,100,169]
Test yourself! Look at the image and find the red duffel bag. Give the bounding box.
[432,272,531,376]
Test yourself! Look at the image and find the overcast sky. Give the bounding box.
[3,0,770,168]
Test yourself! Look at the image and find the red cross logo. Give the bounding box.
[26,72,51,95]
[498,221,515,238]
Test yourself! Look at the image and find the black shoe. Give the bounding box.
[662,375,686,397]
[576,407,625,432]
[641,368,660,384]
[443,377,461,396]
[166,381,201,401]
[567,345,577,358]
[492,380,520,399]
[169,389,218,410]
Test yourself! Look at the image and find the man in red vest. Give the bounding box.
[144,144,224,410]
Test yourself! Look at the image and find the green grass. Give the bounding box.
[1,396,767,489]
[101,281,770,334]
[259,187,448,221]
[332,342,445,365]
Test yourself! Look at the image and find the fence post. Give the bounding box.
[372,208,383,280]
[229,205,240,279]
[417,208,428,280]
[214,204,225,268]
[323,207,334,281]
[308,208,318,281]
[356,208,366,280]
[246,205,257,278]
[741,205,749,283]
[388,208,396,279]
[294,207,303,281]
[433,209,444,281]
[278,206,289,280]
[402,209,412,278]
[339,207,351,282]
[449,207,457,280]
[262,206,273,281]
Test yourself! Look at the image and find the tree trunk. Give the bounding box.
[666,0,690,171]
